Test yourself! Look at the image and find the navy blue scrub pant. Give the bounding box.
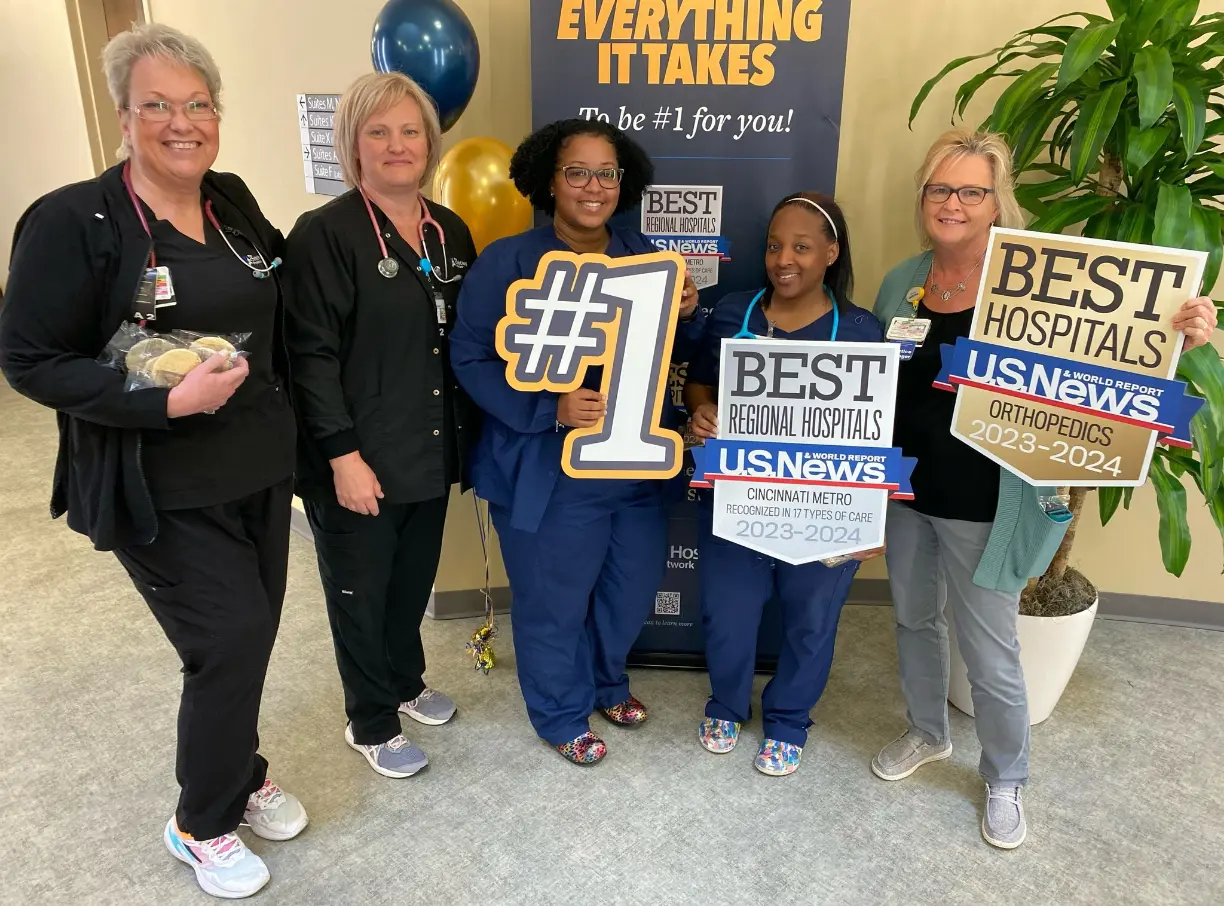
[699,502,859,748]
[491,477,667,746]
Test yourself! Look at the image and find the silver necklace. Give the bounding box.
[930,256,984,302]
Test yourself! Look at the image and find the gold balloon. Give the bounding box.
[432,137,533,253]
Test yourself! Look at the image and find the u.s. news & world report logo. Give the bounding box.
[641,185,731,290]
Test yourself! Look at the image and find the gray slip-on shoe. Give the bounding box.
[871,729,953,781]
[982,783,1027,849]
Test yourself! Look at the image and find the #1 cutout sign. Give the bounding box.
[690,339,916,565]
[935,228,1207,487]
[497,250,686,479]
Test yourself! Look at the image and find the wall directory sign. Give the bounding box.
[297,94,346,197]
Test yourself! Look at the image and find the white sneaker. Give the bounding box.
[163,817,269,899]
[242,779,308,841]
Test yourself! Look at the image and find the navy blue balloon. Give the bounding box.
[371,0,480,133]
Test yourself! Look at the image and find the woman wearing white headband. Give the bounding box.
[683,192,886,775]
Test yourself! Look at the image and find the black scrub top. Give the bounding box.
[893,301,999,522]
[283,191,479,504]
[140,210,295,510]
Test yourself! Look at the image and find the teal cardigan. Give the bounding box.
[874,252,1069,593]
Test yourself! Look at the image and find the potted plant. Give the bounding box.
[911,0,1224,723]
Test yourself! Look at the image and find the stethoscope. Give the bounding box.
[734,286,840,340]
[122,161,281,278]
[359,188,460,284]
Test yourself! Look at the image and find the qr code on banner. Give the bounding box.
[654,592,681,616]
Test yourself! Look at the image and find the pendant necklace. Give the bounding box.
[930,255,984,303]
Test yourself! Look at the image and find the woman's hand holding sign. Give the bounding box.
[690,401,719,438]
[1174,295,1217,351]
[558,389,606,428]
[679,269,699,320]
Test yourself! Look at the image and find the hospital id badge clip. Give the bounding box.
[434,292,448,325]
[132,268,159,322]
[887,317,931,361]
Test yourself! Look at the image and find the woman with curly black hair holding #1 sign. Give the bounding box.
[450,118,701,765]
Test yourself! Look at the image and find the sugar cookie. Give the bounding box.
[151,348,203,388]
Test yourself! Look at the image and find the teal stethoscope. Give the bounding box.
[733,286,840,341]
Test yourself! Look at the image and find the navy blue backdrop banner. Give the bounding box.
[528,0,853,667]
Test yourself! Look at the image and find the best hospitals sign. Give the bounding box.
[936,228,1207,486]
[691,340,915,564]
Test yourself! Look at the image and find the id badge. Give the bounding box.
[153,266,175,302]
[887,317,932,345]
[132,268,158,321]
[434,292,448,325]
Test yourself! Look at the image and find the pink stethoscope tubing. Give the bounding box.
[121,160,278,278]
[358,188,458,283]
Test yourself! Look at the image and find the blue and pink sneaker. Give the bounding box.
[242,779,308,841]
[755,738,803,775]
[698,717,741,753]
[163,817,269,899]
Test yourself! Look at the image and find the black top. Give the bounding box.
[893,301,1000,522]
[0,163,288,550]
[141,212,295,509]
[284,190,479,504]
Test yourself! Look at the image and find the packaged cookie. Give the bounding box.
[150,348,204,388]
[99,322,253,391]
[169,329,252,370]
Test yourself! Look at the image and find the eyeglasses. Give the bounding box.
[924,184,994,206]
[556,166,624,189]
[126,100,219,122]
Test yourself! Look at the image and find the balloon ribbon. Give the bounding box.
[466,494,497,674]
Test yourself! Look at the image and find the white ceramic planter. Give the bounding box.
[947,597,1098,726]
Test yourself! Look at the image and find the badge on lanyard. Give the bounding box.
[434,292,448,325]
[153,266,175,305]
[133,268,159,321]
[888,286,929,361]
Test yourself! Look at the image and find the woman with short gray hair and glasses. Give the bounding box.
[870,128,1216,850]
[0,23,304,899]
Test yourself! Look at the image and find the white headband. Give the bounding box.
[789,197,838,241]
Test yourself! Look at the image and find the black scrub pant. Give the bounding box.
[304,494,449,746]
[114,478,292,841]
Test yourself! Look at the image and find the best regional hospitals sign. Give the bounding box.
[936,228,1207,487]
[691,340,915,564]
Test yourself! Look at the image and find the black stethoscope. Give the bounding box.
[734,286,841,340]
[122,161,281,278]
[359,188,460,284]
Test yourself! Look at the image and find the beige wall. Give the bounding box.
[0,0,96,280]
[10,0,1222,600]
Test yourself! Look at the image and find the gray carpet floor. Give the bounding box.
[2,382,1223,906]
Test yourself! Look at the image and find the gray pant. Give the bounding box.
[884,501,1029,786]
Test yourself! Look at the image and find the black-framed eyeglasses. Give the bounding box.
[556,166,624,189]
[126,100,219,122]
[923,184,994,206]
